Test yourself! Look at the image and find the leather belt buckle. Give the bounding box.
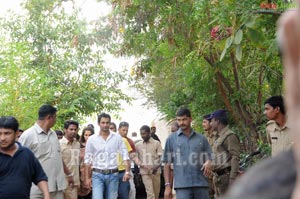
[93,168,118,174]
[103,170,109,175]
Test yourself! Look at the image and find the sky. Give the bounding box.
[0,0,170,145]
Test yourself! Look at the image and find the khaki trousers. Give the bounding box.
[141,173,161,199]
[208,176,215,199]
[63,186,78,199]
[31,190,63,199]
[213,173,229,197]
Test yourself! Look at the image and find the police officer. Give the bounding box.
[203,114,219,149]
[264,95,292,156]
[209,110,240,197]
[202,114,218,199]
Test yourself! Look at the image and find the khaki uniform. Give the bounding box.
[205,130,219,148]
[136,138,163,199]
[204,131,219,199]
[266,120,293,156]
[60,137,81,199]
[212,126,240,197]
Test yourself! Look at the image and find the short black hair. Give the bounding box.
[87,124,94,129]
[97,113,111,123]
[38,104,57,120]
[55,130,63,136]
[176,107,191,117]
[0,116,19,132]
[264,95,285,114]
[119,121,129,129]
[64,120,79,129]
[203,114,211,122]
[140,125,150,133]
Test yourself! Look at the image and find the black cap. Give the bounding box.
[208,109,227,120]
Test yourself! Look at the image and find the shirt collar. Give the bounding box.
[0,142,23,157]
[177,128,196,137]
[98,131,115,140]
[219,125,229,135]
[274,122,289,131]
[204,130,214,138]
[143,137,154,143]
[61,136,75,145]
[34,122,54,135]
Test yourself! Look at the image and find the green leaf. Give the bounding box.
[225,36,233,49]
[220,47,227,61]
[247,28,265,47]
[234,30,243,45]
[235,44,242,61]
[245,17,256,28]
[208,18,218,25]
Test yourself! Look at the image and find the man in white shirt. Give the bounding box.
[84,113,131,199]
[19,104,67,199]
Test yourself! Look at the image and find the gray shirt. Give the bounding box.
[163,129,212,189]
[19,123,67,193]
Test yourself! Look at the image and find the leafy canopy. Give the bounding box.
[0,0,130,129]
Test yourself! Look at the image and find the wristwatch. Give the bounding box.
[125,171,131,175]
[165,182,171,186]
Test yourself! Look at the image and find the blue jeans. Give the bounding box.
[175,187,209,199]
[92,171,119,199]
[118,171,130,199]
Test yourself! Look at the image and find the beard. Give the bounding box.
[143,137,150,142]
[101,127,109,132]
[0,141,16,151]
[180,125,187,130]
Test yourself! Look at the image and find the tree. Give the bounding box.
[0,0,130,129]
[101,0,295,152]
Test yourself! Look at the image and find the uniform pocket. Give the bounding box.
[35,141,51,159]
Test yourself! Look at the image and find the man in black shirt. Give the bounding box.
[0,116,50,199]
[150,125,160,142]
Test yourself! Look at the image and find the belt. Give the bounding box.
[215,167,231,176]
[92,168,118,175]
[118,169,125,173]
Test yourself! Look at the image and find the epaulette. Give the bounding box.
[266,120,276,132]
[266,120,276,126]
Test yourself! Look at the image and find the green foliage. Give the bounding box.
[0,0,130,129]
[99,0,294,152]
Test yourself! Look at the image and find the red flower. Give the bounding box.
[211,26,220,40]
[260,3,267,9]
[269,3,277,10]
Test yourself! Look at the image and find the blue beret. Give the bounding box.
[208,109,227,120]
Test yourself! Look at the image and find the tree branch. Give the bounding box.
[253,9,282,16]
[231,52,240,90]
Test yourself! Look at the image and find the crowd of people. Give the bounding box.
[0,104,166,199]
[0,97,292,199]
